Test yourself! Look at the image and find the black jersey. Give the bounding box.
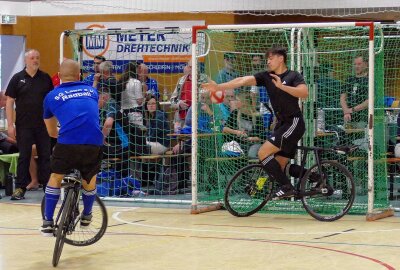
[5,69,53,128]
[254,70,305,120]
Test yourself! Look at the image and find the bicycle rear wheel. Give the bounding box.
[42,195,108,247]
[52,189,75,267]
[300,160,355,222]
[224,164,273,217]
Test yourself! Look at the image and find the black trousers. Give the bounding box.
[15,126,51,189]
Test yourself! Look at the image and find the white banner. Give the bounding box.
[75,21,204,73]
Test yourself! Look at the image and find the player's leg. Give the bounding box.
[258,141,295,198]
[80,175,97,226]
[80,145,103,226]
[41,172,64,236]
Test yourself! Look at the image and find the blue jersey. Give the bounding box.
[43,81,103,146]
[82,73,95,87]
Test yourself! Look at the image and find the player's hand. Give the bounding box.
[270,73,283,89]
[201,80,219,94]
[236,130,247,137]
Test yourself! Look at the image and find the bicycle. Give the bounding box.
[41,170,108,267]
[224,145,357,222]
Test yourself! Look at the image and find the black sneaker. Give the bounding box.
[40,220,54,237]
[273,185,296,200]
[80,213,92,227]
[10,188,25,200]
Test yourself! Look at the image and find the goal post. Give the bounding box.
[191,22,394,220]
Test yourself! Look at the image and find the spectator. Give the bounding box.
[223,91,265,158]
[94,61,118,102]
[215,89,235,127]
[5,49,53,200]
[170,59,208,132]
[119,61,145,126]
[82,55,106,87]
[340,55,369,128]
[99,87,149,176]
[216,53,239,84]
[144,95,170,155]
[138,63,159,99]
[51,57,68,87]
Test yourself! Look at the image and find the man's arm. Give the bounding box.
[202,76,256,94]
[102,117,114,141]
[5,97,16,140]
[44,117,59,138]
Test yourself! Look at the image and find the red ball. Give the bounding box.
[210,90,225,104]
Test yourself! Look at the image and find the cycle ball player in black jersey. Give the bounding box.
[202,47,309,198]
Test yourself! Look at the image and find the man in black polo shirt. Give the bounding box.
[5,49,53,200]
[202,47,309,198]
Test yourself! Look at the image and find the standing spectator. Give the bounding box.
[5,49,53,200]
[94,61,118,103]
[216,53,239,84]
[340,55,369,128]
[51,57,68,87]
[170,60,208,131]
[144,95,170,155]
[83,55,106,87]
[138,63,159,99]
[119,61,145,127]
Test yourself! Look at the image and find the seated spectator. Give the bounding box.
[144,95,170,155]
[216,53,239,84]
[0,132,40,190]
[214,89,235,128]
[138,63,159,99]
[83,55,106,88]
[222,91,265,158]
[119,61,145,127]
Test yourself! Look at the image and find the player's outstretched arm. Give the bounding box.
[201,76,256,94]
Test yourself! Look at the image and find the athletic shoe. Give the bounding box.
[10,188,25,200]
[80,213,92,227]
[40,220,54,237]
[273,185,296,200]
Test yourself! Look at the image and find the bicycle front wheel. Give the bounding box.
[64,195,108,246]
[224,164,273,217]
[52,189,75,267]
[42,195,108,247]
[300,160,355,222]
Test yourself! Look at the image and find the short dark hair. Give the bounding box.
[266,47,287,64]
[94,55,106,62]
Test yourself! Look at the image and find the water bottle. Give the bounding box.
[163,88,169,102]
[317,108,325,132]
[0,107,5,129]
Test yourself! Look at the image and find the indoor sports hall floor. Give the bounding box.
[0,190,399,270]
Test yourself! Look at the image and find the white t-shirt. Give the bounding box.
[121,78,143,110]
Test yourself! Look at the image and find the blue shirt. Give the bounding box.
[145,77,159,99]
[82,73,95,87]
[43,81,103,146]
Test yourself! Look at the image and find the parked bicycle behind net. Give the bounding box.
[224,145,357,222]
[41,170,108,267]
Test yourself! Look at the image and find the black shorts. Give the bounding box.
[51,143,103,182]
[267,116,305,159]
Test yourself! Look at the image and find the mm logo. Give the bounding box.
[83,24,110,58]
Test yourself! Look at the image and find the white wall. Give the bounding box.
[0,0,399,16]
